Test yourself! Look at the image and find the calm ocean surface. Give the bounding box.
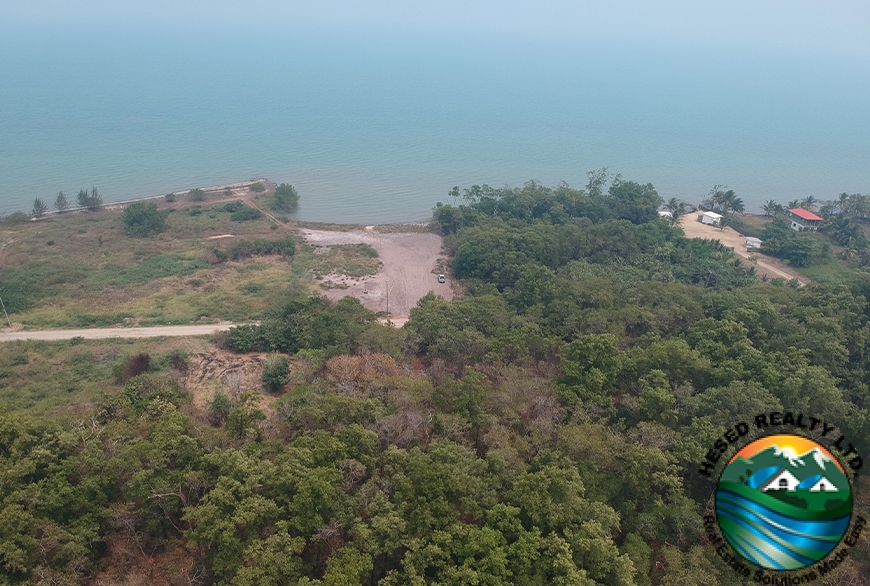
[1,26,869,224]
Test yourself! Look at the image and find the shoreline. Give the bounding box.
[14,178,435,228]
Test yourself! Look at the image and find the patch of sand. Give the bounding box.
[207,234,236,240]
[679,215,809,285]
[300,229,453,323]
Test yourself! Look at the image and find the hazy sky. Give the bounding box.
[4,1,870,60]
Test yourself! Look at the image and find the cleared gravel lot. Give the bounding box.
[301,227,453,326]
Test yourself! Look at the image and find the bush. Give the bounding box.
[230,205,262,222]
[117,353,151,383]
[228,237,295,261]
[165,193,176,202]
[189,207,202,216]
[208,392,234,426]
[188,188,206,201]
[273,183,299,212]
[250,182,266,193]
[2,212,30,225]
[223,201,244,212]
[262,354,290,393]
[123,201,167,237]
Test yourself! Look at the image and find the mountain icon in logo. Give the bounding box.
[716,434,852,570]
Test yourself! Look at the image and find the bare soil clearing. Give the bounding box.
[300,229,453,322]
[679,215,809,285]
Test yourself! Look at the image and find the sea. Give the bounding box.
[2,25,869,224]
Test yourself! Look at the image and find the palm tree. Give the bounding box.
[839,248,860,261]
[787,199,801,210]
[801,196,818,212]
[838,192,850,214]
[705,184,728,212]
[762,200,779,217]
[664,197,686,225]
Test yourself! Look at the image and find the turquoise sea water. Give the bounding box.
[2,25,869,224]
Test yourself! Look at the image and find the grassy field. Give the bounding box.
[0,190,393,328]
[0,336,211,417]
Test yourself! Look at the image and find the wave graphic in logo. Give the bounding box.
[716,434,852,570]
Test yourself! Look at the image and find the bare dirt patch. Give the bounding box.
[300,229,453,322]
[679,215,809,285]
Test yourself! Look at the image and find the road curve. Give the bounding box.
[0,323,243,343]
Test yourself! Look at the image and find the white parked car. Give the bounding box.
[438,274,446,283]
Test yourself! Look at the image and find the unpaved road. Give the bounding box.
[679,216,809,285]
[0,323,238,343]
[301,228,453,324]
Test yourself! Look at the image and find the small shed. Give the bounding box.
[745,237,762,251]
[699,211,723,226]
[657,210,672,218]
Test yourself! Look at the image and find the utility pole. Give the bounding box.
[385,278,389,315]
[0,294,10,328]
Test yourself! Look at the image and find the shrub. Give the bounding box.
[227,325,263,353]
[273,183,299,212]
[189,207,202,216]
[250,182,266,193]
[205,249,227,265]
[119,353,151,382]
[227,236,295,261]
[208,392,234,426]
[230,205,262,222]
[223,201,244,212]
[188,188,206,201]
[2,212,30,225]
[46,240,54,246]
[123,201,167,237]
[165,193,176,202]
[262,354,290,393]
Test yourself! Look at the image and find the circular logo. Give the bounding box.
[715,434,852,570]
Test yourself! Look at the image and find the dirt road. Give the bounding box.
[300,228,453,324]
[679,216,809,285]
[0,323,237,343]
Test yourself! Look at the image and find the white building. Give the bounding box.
[745,237,762,251]
[699,211,723,226]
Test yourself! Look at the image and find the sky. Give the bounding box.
[3,0,870,61]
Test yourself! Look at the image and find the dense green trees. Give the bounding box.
[760,218,830,266]
[8,175,870,584]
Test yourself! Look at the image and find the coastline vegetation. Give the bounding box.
[4,176,870,583]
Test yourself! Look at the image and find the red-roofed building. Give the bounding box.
[787,208,823,232]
